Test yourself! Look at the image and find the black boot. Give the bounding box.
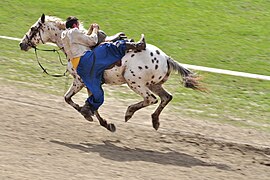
[125,34,146,51]
[80,101,94,121]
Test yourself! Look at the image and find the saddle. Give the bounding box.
[97,30,130,45]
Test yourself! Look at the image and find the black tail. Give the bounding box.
[167,56,205,91]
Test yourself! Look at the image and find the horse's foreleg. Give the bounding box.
[64,78,84,112]
[85,89,116,132]
[94,111,116,132]
[149,84,172,130]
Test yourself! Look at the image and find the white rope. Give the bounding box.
[0,35,57,46]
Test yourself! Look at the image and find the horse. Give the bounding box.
[19,14,202,132]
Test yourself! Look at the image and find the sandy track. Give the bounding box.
[0,84,269,180]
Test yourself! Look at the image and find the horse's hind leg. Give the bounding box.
[149,84,172,130]
[125,85,158,122]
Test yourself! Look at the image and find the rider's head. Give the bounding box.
[66,16,79,29]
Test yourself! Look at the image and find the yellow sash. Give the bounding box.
[71,57,80,69]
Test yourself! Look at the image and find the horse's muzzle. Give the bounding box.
[19,42,30,51]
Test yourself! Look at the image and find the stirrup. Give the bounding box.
[105,32,127,42]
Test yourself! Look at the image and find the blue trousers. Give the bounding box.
[77,41,126,111]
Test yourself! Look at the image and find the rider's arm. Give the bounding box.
[71,28,98,47]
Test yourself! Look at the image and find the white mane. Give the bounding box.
[45,15,66,30]
[45,15,63,23]
[45,15,87,31]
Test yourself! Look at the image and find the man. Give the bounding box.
[61,16,146,119]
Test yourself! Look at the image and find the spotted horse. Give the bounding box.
[19,14,203,132]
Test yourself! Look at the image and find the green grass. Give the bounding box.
[1,0,270,75]
[0,0,269,131]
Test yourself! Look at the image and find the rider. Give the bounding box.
[61,16,146,119]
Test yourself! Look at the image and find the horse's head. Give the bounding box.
[19,14,65,51]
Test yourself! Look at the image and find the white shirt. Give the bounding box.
[61,27,98,60]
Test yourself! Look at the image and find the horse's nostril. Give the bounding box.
[19,42,27,51]
[19,43,24,48]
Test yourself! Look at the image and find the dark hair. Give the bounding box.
[66,16,79,28]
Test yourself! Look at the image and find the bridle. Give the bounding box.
[25,21,45,48]
[25,21,68,77]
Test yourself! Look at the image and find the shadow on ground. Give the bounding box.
[51,140,230,170]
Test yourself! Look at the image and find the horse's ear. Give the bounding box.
[41,14,45,23]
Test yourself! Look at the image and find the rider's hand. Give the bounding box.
[88,23,99,35]
[91,23,99,30]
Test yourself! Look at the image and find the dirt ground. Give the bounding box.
[0,84,269,180]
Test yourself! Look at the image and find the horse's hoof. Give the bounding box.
[152,121,160,130]
[125,115,132,122]
[108,123,116,132]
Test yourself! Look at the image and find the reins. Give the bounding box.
[34,46,68,77]
[25,26,68,77]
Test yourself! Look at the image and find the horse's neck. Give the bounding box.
[54,32,64,49]
[46,22,65,48]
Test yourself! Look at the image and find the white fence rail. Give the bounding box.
[1,35,269,81]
